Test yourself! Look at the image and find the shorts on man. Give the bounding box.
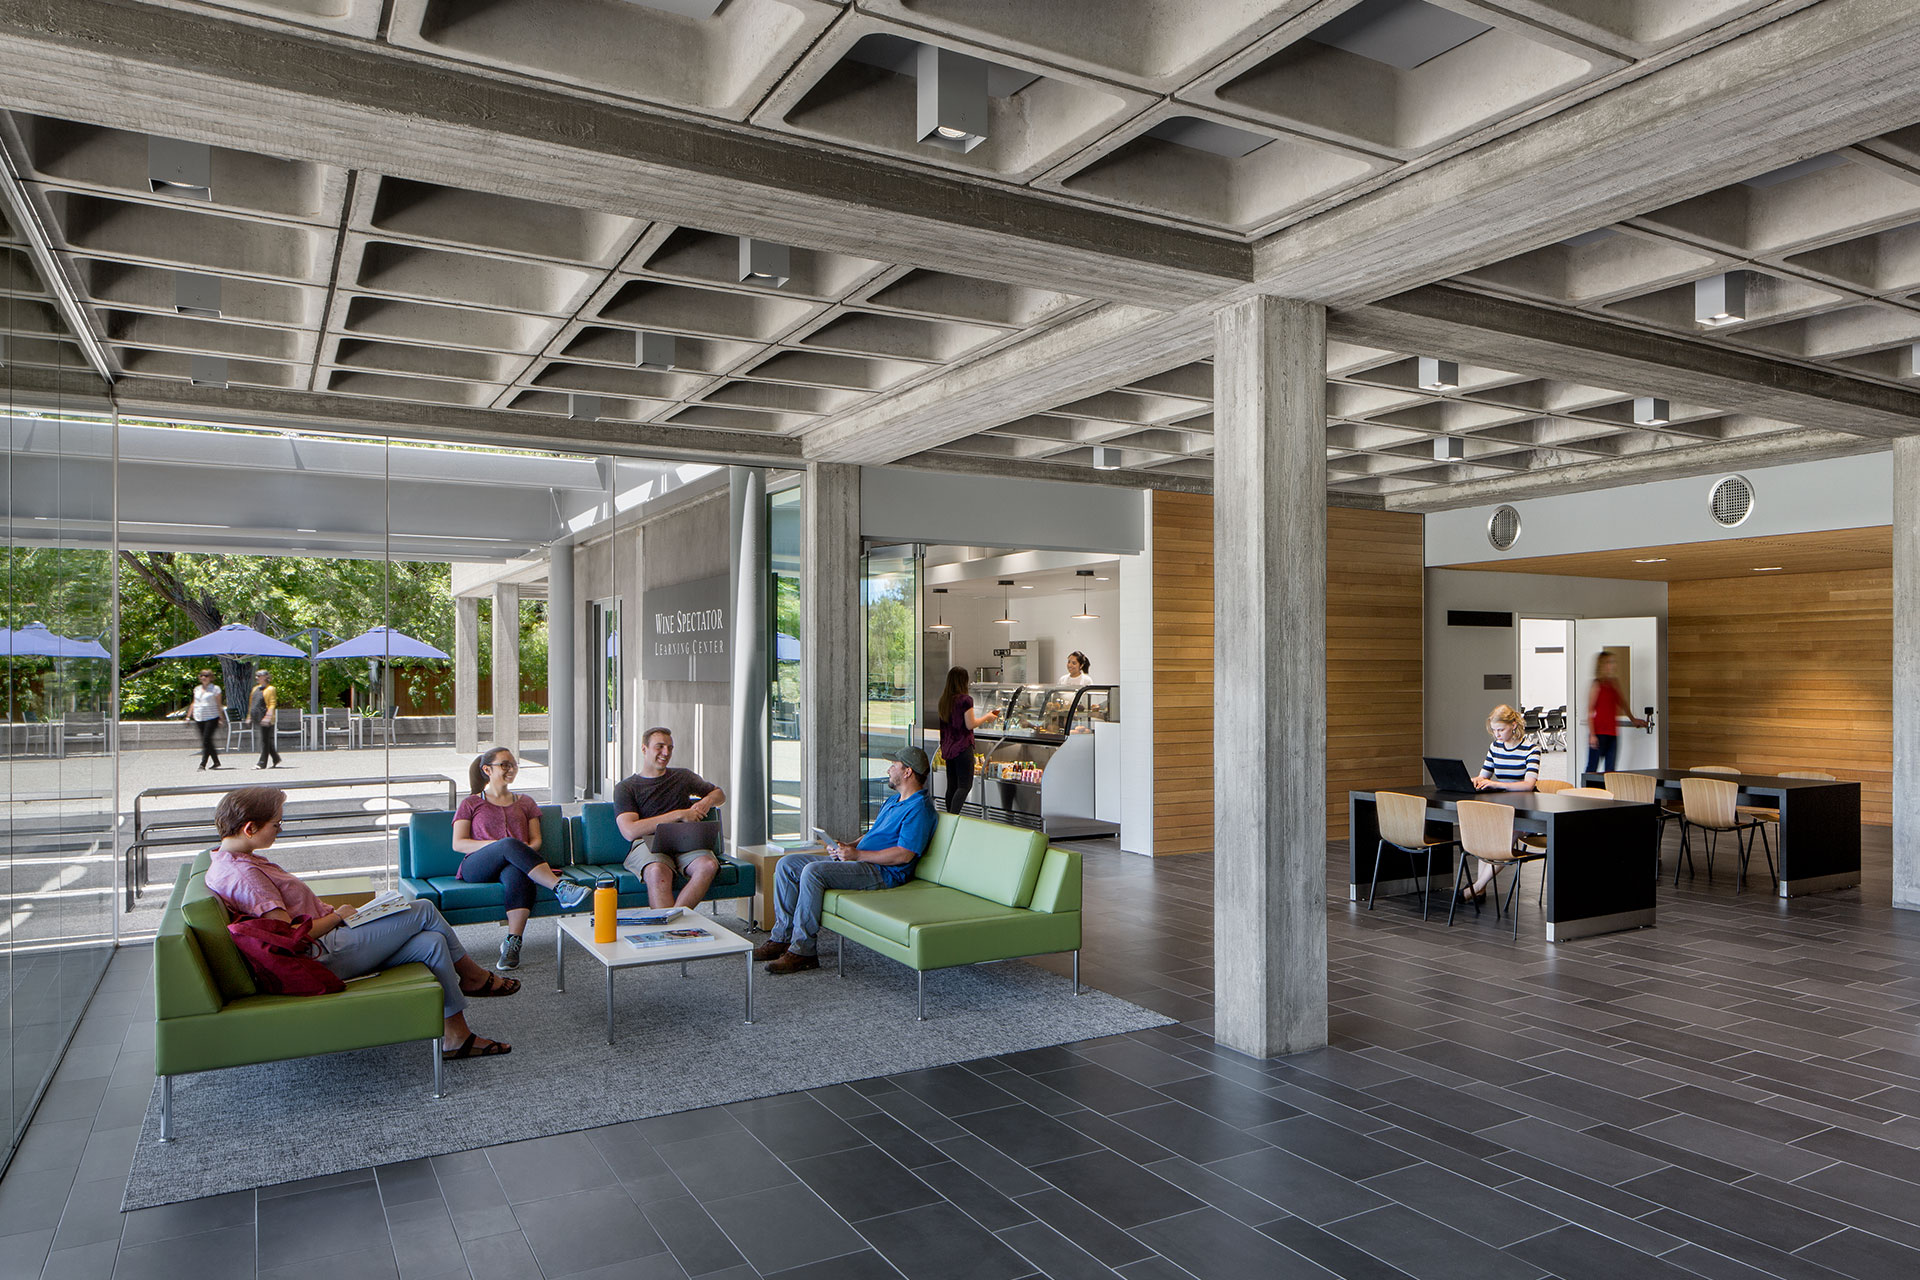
[614,767,721,879]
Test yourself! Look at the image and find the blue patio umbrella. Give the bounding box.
[5,622,112,660]
[314,627,450,662]
[776,632,800,662]
[149,623,306,660]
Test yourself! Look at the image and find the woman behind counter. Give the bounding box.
[1061,651,1094,687]
[1464,704,1539,902]
[937,666,1000,816]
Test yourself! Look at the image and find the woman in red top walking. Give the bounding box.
[1585,653,1646,775]
[453,746,591,972]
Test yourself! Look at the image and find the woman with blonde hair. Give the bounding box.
[1463,704,1539,902]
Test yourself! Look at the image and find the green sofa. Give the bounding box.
[821,813,1082,1019]
[153,860,445,1141]
[398,803,754,924]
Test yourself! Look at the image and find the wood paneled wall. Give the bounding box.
[1151,492,1215,856]
[1667,568,1891,825]
[1149,496,1425,853]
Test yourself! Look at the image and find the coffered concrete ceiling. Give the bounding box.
[0,0,1918,511]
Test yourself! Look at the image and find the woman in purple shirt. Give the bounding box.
[454,746,591,972]
[936,666,999,815]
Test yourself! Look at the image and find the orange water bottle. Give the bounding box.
[593,880,618,943]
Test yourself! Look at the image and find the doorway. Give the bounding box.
[1519,617,1572,782]
[1572,616,1661,774]
[589,597,621,798]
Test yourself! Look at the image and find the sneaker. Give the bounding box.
[497,935,523,971]
[554,880,592,911]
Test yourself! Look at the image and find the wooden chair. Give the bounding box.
[1368,792,1458,921]
[1677,776,1771,890]
[1691,765,1739,774]
[1449,800,1543,939]
[1534,779,1572,794]
[1605,771,1678,879]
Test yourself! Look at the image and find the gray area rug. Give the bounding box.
[125,916,1169,1209]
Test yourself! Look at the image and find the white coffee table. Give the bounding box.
[555,911,756,1043]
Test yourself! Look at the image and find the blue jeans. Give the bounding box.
[769,854,888,955]
[456,838,550,913]
[315,900,469,1016]
[1585,735,1619,776]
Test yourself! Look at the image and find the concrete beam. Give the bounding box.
[100,377,804,467]
[491,583,521,755]
[454,596,479,756]
[0,0,1246,310]
[1252,0,1920,305]
[1385,428,1877,513]
[1332,287,1920,441]
[803,303,1215,463]
[1213,296,1328,1059]
[888,448,1214,496]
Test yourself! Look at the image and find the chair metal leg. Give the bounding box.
[1367,838,1386,910]
[432,1038,445,1099]
[916,970,926,1021]
[159,1076,173,1142]
[1073,949,1082,995]
[838,934,845,978]
[1505,867,1524,940]
[1421,845,1435,921]
[1446,856,1467,927]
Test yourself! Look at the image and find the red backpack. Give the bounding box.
[227,916,345,995]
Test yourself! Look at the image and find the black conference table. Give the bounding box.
[1581,769,1861,898]
[1350,786,1659,942]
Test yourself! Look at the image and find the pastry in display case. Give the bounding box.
[954,684,1119,836]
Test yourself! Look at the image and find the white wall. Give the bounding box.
[1425,452,1891,565]
[862,466,1145,554]
[1518,618,1569,712]
[1426,569,1667,771]
[932,586,1120,684]
[1574,616,1662,773]
[1119,504,1154,856]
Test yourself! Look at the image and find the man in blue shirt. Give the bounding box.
[756,746,937,975]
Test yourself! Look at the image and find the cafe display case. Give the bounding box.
[950,684,1119,836]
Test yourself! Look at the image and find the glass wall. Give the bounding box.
[2,264,117,1167]
[768,483,802,840]
[861,542,920,823]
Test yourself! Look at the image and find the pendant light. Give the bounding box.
[928,587,952,632]
[1073,569,1100,620]
[994,579,1018,626]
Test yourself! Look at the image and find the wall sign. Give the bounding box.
[642,574,729,682]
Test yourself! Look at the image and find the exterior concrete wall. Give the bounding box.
[638,491,733,792]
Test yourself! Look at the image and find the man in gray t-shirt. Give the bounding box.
[614,726,727,909]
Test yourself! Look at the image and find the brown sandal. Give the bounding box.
[464,973,520,997]
[442,1033,511,1059]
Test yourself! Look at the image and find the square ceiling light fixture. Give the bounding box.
[149,136,212,200]
[1417,356,1458,390]
[570,394,602,421]
[1633,396,1670,425]
[1091,446,1121,470]
[917,44,989,152]
[174,272,222,319]
[738,237,791,287]
[189,354,229,388]
[1906,342,1920,379]
[1695,270,1747,326]
[637,331,677,371]
[1433,435,1464,461]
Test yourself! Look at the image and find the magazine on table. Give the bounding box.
[624,928,709,949]
[340,890,411,928]
[616,907,683,926]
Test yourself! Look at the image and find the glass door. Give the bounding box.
[589,597,621,798]
[861,543,920,824]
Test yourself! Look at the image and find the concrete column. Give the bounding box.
[802,462,862,840]
[730,467,771,849]
[548,545,576,805]
[1212,295,1329,1059]
[454,595,480,755]
[1895,438,1920,910]
[491,583,521,754]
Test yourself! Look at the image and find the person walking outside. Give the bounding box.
[190,669,226,771]
[250,670,283,769]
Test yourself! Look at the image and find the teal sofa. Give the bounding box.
[399,802,754,924]
[153,859,444,1141]
[821,813,1081,1019]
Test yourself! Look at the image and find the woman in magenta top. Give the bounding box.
[454,746,591,972]
[936,666,1000,816]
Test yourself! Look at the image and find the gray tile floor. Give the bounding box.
[3,827,1919,1279]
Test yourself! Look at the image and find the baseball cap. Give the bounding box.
[887,746,931,776]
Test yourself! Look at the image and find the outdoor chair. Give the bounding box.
[322,706,353,750]
[224,706,251,752]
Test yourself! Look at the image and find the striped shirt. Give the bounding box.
[1480,738,1540,783]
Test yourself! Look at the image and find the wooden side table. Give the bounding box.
[733,844,831,930]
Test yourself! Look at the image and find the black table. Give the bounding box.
[1350,786,1659,941]
[1583,769,1860,898]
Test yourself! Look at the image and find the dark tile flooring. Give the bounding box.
[4,827,1920,1279]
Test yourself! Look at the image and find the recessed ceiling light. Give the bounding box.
[1095,576,1110,581]
[1019,584,1034,588]
[1753,565,1785,571]
[1632,557,1667,564]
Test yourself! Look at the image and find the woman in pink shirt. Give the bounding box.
[454,746,591,972]
[205,786,516,1060]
